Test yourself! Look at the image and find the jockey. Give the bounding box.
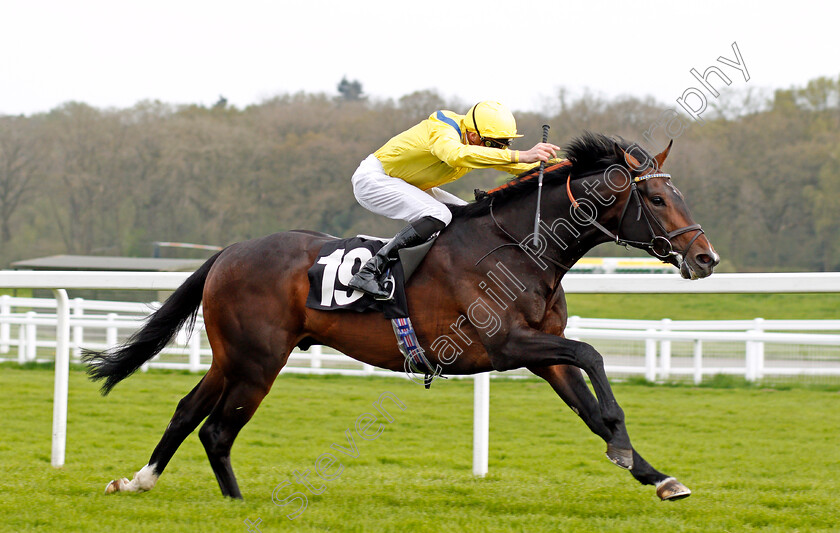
[348,100,561,299]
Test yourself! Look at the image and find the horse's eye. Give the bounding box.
[651,196,665,206]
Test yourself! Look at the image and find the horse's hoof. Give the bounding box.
[656,477,691,501]
[605,444,634,470]
[104,477,129,494]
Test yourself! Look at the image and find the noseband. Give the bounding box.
[566,171,705,262]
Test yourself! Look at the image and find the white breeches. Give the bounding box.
[351,154,467,226]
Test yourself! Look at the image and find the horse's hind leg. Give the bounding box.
[197,348,284,499]
[105,366,224,494]
[529,364,691,501]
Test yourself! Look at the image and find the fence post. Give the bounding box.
[106,313,118,348]
[745,334,754,381]
[566,315,580,341]
[744,318,766,382]
[311,345,322,369]
[645,329,657,382]
[659,318,672,380]
[188,328,201,372]
[26,311,37,361]
[17,321,26,364]
[473,372,490,477]
[753,318,765,380]
[173,327,188,368]
[0,294,10,353]
[72,298,84,360]
[745,331,758,382]
[693,339,703,385]
[51,289,70,468]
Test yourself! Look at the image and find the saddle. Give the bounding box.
[305,236,441,386]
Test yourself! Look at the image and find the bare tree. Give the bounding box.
[0,116,45,242]
[45,102,132,254]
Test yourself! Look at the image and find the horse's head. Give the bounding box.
[608,140,720,279]
[450,132,719,279]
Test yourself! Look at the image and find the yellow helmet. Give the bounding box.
[464,101,524,141]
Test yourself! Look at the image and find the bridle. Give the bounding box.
[475,165,706,274]
[565,169,705,264]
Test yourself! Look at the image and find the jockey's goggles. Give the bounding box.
[482,137,512,149]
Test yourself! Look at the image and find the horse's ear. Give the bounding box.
[653,139,674,169]
[614,142,643,171]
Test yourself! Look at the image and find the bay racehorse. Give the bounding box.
[84,132,719,501]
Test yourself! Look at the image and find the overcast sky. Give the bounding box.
[1,0,838,116]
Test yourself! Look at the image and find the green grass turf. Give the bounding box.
[2,367,839,532]
[564,293,840,320]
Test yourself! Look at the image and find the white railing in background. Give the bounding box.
[570,256,677,274]
[2,296,839,383]
[2,271,840,475]
[565,315,840,382]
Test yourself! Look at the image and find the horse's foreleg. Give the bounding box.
[528,363,633,468]
[105,367,225,495]
[528,363,691,500]
[528,364,615,441]
[492,330,629,449]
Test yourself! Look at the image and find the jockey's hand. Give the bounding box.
[519,142,561,164]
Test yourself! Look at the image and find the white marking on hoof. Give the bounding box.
[104,477,130,494]
[106,463,159,494]
[128,463,159,492]
[655,476,674,489]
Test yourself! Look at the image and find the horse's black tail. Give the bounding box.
[82,249,224,395]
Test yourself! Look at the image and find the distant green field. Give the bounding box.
[565,293,840,320]
[2,367,839,532]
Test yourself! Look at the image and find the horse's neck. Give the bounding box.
[488,181,615,266]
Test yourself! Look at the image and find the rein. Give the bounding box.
[474,160,574,269]
[473,198,571,271]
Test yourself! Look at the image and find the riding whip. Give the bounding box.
[532,124,550,245]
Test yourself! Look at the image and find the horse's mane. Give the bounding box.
[449,131,650,219]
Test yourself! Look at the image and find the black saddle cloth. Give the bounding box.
[306,236,433,319]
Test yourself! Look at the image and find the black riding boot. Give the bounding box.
[348,216,445,299]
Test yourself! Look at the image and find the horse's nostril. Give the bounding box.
[695,253,720,268]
